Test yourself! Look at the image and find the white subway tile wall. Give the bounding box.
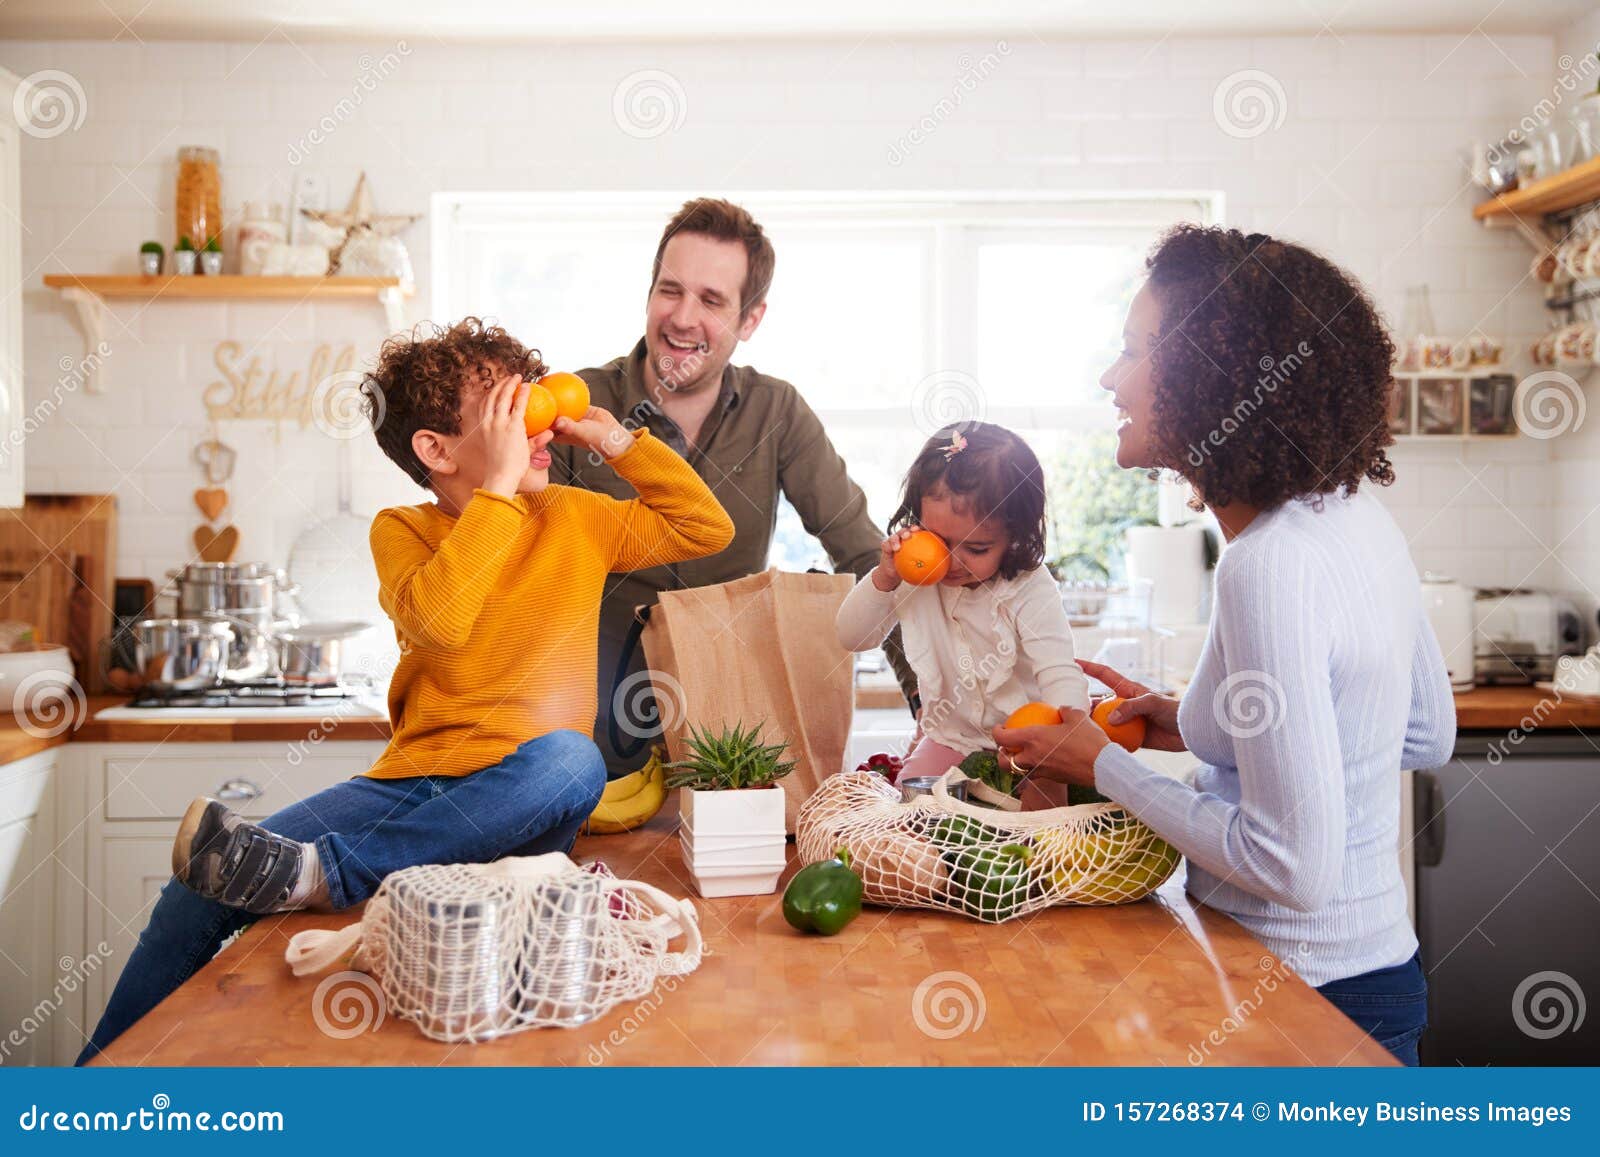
[0,31,1581,594]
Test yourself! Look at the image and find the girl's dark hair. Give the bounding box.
[1144,224,1395,509]
[889,422,1046,580]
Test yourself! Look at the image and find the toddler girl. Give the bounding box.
[836,422,1088,784]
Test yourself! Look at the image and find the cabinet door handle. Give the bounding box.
[1413,771,1446,867]
[217,778,262,802]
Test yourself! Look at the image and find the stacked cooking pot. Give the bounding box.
[132,562,368,690]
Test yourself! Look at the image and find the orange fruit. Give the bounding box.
[539,371,590,422]
[1000,701,1061,759]
[1005,701,1063,730]
[522,383,559,436]
[1092,696,1146,752]
[894,529,951,585]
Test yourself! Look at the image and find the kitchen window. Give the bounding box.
[434,191,1217,568]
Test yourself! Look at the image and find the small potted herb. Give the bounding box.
[138,241,164,276]
[200,235,223,276]
[173,236,198,275]
[666,720,794,898]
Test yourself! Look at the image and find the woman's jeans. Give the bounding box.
[77,729,605,1065]
[1317,950,1428,1066]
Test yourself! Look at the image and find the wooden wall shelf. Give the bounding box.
[42,274,407,300]
[42,274,410,392]
[1473,155,1600,222]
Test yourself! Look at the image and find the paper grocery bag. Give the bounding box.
[640,568,856,831]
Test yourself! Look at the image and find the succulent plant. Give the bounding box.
[140,240,164,255]
[204,235,222,253]
[663,721,796,791]
[175,236,195,252]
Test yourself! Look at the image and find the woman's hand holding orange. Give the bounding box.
[1078,660,1187,752]
[991,705,1108,788]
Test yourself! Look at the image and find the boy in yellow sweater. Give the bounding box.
[79,318,733,1061]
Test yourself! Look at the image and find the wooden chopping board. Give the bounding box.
[0,495,118,691]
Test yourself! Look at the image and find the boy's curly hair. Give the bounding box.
[889,422,1046,580]
[364,317,547,489]
[1143,224,1395,510]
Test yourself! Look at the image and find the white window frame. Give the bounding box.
[432,189,1220,431]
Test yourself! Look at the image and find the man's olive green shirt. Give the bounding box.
[554,340,914,769]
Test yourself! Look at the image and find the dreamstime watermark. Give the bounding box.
[287,42,411,165]
[11,671,89,740]
[612,70,687,139]
[1486,648,1600,765]
[910,369,987,436]
[587,396,661,467]
[311,970,386,1039]
[1514,370,1585,439]
[1212,69,1287,139]
[12,69,88,139]
[0,943,112,1061]
[286,695,386,767]
[610,667,686,743]
[1212,669,1287,740]
[584,973,684,1064]
[911,970,987,1039]
[0,344,111,468]
[311,368,383,440]
[1488,50,1600,166]
[887,42,1011,166]
[1185,341,1312,468]
[1187,941,1310,1064]
[1511,970,1586,1040]
[919,634,1017,740]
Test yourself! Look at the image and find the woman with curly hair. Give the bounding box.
[993,225,1455,1065]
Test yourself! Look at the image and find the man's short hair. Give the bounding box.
[652,197,775,317]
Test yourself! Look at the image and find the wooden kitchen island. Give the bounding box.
[90,802,1394,1067]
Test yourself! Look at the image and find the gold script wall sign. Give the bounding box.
[203,341,359,428]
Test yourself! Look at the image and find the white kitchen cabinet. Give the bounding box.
[0,68,24,509]
[51,739,387,1065]
[0,750,60,1067]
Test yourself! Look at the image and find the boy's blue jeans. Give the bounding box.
[77,729,605,1065]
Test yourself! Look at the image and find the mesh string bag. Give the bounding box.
[285,853,702,1043]
[795,768,1180,923]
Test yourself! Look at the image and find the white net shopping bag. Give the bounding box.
[795,769,1180,923]
[284,853,702,1043]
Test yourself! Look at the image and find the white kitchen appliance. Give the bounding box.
[1124,524,1209,627]
[1474,588,1586,685]
[1421,573,1476,692]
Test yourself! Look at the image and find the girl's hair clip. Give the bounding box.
[942,430,967,460]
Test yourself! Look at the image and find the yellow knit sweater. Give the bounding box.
[364,428,734,780]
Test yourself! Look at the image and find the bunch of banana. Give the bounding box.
[583,747,668,834]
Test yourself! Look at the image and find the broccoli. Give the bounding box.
[959,749,1019,798]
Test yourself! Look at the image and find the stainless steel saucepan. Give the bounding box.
[131,618,235,690]
[274,621,371,684]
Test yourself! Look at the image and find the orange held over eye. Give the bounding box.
[539,371,590,423]
[1092,697,1146,752]
[522,383,559,437]
[894,529,951,585]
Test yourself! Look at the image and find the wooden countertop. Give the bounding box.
[91,802,1393,1067]
[1452,685,1600,730]
[0,695,392,753]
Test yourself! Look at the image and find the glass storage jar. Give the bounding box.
[175,146,222,250]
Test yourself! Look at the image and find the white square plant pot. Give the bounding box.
[678,785,787,898]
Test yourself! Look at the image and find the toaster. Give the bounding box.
[1474,589,1586,684]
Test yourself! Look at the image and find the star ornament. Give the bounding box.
[301,172,420,270]
[302,172,419,236]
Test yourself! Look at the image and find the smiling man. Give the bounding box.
[555,197,915,774]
